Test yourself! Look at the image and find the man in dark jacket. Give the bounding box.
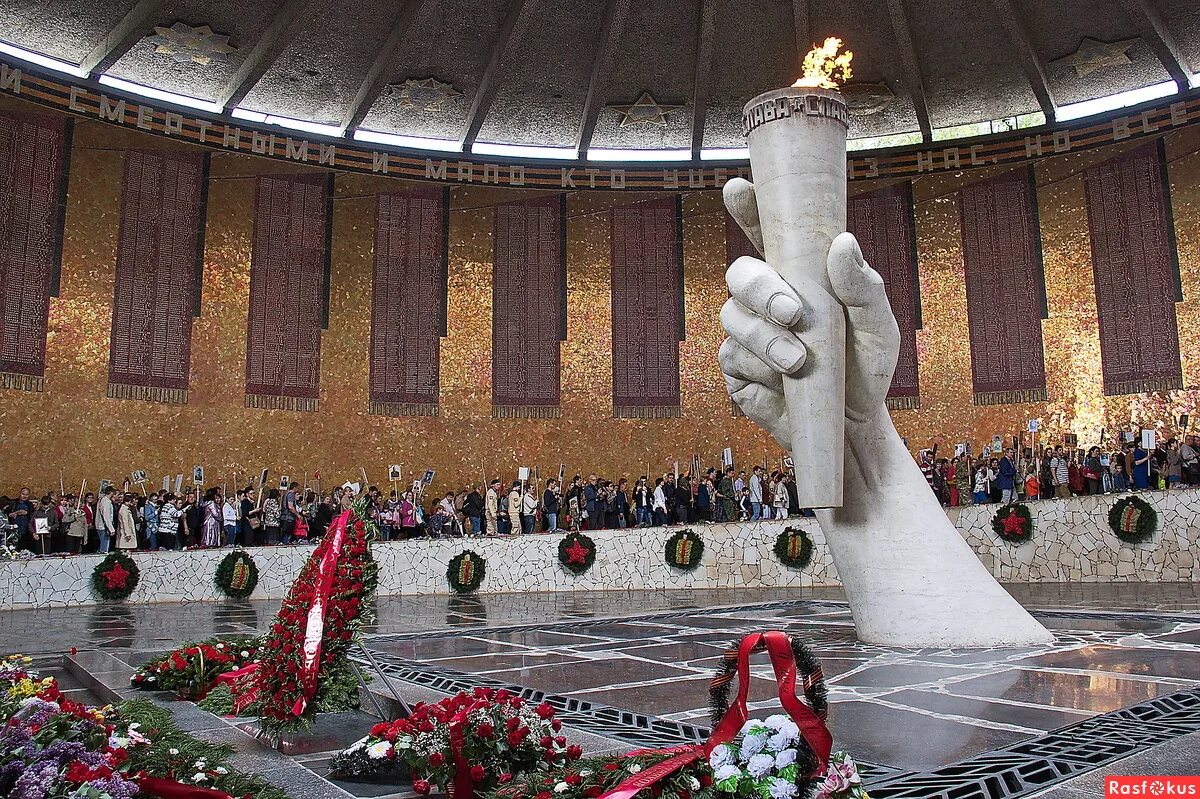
[542,479,561,532]
[462,485,484,536]
[997,449,1018,504]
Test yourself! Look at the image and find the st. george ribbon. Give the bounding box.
[738,86,850,509]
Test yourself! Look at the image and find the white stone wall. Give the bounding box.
[2,489,1196,608]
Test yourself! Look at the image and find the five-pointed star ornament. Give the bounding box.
[1001,512,1027,538]
[386,78,463,112]
[102,562,130,590]
[608,92,684,127]
[146,22,237,66]
[564,539,591,564]
[1052,37,1138,78]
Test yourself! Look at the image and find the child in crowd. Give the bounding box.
[1023,465,1040,502]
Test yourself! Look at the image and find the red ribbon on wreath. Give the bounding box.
[596,630,832,799]
[138,776,235,799]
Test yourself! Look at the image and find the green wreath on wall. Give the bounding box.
[447,550,486,594]
[1108,495,1158,544]
[991,503,1034,544]
[773,526,815,569]
[214,549,259,598]
[664,529,704,571]
[557,532,597,575]
[91,551,140,601]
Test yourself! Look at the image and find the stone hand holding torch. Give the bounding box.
[730,40,853,509]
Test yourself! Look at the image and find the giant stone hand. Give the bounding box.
[719,177,898,441]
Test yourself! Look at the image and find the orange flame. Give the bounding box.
[792,37,853,89]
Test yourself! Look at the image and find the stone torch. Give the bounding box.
[740,39,852,509]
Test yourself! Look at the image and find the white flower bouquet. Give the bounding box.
[708,716,867,799]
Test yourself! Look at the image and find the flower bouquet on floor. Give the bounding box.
[329,687,581,795]
[486,632,867,799]
[130,636,260,699]
[198,499,379,735]
[0,654,287,799]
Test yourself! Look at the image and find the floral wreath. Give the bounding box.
[664,528,704,571]
[991,503,1034,544]
[1108,495,1158,544]
[557,532,596,575]
[774,526,815,569]
[214,549,259,598]
[91,550,140,601]
[448,550,486,594]
[708,633,828,778]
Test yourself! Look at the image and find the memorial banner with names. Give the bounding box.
[959,166,1048,405]
[1084,139,1183,395]
[107,149,208,404]
[848,182,922,409]
[0,111,71,392]
[370,187,448,416]
[245,173,332,411]
[611,196,684,417]
[492,194,566,417]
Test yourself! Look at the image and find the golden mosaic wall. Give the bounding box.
[1,93,1199,494]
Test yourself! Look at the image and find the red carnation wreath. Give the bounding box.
[205,504,378,733]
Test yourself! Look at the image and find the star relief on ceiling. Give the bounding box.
[608,92,684,127]
[146,22,237,66]
[384,78,463,112]
[1051,36,1139,78]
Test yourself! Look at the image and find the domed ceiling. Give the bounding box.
[0,0,1197,156]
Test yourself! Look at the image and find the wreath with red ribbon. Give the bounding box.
[1109,495,1158,544]
[448,550,486,594]
[214,549,259,598]
[91,550,140,601]
[991,503,1034,544]
[557,532,596,575]
[774,526,815,569]
[664,528,704,571]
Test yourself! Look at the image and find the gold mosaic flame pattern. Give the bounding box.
[1,97,1199,493]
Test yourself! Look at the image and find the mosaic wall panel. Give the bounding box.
[959,166,1048,406]
[849,182,922,410]
[1,94,1199,494]
[491,194,566,417]
[611,196,684,417]
[1085,140,1183,396]
[0,110,70,392]
[107,150,208,405]
[370,187,448,416]
[244,172,331,411]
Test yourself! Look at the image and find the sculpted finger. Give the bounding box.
[726,256,807,328]
[828,232,900,342]
[730,383,791,450]
[722,178,764,255]
[720,298,807,374]
[719,338,783,394]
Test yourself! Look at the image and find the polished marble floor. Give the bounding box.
[3,584,1200,797]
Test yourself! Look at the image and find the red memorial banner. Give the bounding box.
[492,194,566,418]
[1085,140,1183,395]
[370,188,448,416]
[107,150,208,404]
[0,111,71,392]
[245,173,332,411]
[849,182,922,409]
[724,212,757,418]
[959,166,1048,405]
[612,196,684,417]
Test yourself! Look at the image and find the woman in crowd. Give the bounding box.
[158,496,181,550]
[62,496,87,554]
[115,493,138,551]
[201,488,222,548]
[398,490,418,538]
[1083,447,1104,495]
[262,488,281,545]
[633,477,651,527]
[614,478,629,528]
[520,484,537,534]
[772,473,790,519]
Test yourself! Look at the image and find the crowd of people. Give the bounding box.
[4,434,1195,556]
[919,435,1200,506]
[1,466,798,555]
